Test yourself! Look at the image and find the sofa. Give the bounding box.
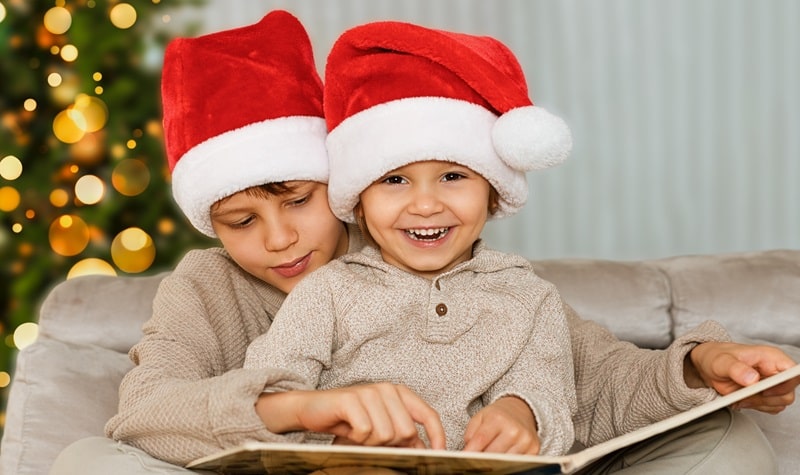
[2,249,799,475]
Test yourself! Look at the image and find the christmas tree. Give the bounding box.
[0,0,211,427]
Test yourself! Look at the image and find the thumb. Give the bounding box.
[729,360,761,386]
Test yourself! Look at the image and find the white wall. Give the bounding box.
[168,0,800,260]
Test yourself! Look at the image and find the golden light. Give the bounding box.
[111,227,155,273]
[73,94,108,132]
[93,72,102,81]
[13,322,40,350]
[162,14,171,24]
[67,258,117,279]
[49,214,90,256]
[11,223,22,233]
[0,372,10,389]
[110,3,137,29]
[0,3,7,24]
[112,158,150,196]
[75,174,104,205]
[50,45,60,55]
[111,144,126,159]
[53,109,86,143]
[50,188,70,208]
[60,44,79,62]
[0,155,23,180]
[25,209,35,219]
[18,242,34,257]
[157,217,175,235]
[43,6,72,35]
[94,86,104,95]
[0,186,21,212]
[70,131,104,165]
[126,139,136,149]
[23,98,37,111]
[47,72,63,87]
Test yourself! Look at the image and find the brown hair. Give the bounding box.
[210,182,302,211]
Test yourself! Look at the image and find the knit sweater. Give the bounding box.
[106,230,729,466]
[244,243,577,455]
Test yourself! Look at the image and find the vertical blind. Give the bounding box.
[172,0,800,259]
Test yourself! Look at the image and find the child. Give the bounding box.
[245,20,577,456]
[97,11,441,468]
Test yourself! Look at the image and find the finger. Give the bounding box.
[356,387,398,445]
[718,357,761,387]
[398,387,446,450]
[377,386,426,447]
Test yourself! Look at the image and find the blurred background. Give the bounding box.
[1,0,797,431]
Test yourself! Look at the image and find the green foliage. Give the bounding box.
[0,0,211,428]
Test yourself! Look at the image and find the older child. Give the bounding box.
[245,20,578,456]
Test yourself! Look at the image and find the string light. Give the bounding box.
[110,3,137,29]
[0,155,23,180]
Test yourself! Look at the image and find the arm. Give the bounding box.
[245,266,446,450]
[105,250,298,466]
[465,287,576,456]
[567,303,729,447]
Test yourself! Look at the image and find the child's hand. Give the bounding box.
[463,396,540,455]
[688,341,798,414]
[258,383,446,449]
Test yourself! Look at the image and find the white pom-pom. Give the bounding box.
[492,106,572,171]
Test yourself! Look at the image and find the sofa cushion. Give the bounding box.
[0,338,134,475]
[532,258,673,348]
[659,250,800,347]
[38,272,168,353]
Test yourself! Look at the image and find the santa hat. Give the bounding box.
[162,10,328,237]
[324,21,572,222]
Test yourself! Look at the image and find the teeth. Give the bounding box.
[406,227,449,240]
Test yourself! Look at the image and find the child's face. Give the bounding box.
[210,181,348,293]
[359,160,491,279]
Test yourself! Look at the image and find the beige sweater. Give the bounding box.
[245,243,577,455]
[106,230,728,465]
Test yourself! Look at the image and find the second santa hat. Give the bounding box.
[325,21,572,223]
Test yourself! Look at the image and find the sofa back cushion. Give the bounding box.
[532,258,673,348]
[658,249,800,347]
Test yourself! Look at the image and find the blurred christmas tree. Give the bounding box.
[0,0,211,427]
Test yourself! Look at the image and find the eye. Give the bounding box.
[287,193,310,207]
[229,215,255,229]
[442,172,466,182]
[381,175,406,185]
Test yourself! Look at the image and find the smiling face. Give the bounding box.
[357,160,493,279]
[210,181,348,293]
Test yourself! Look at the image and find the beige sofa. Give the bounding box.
[2,249,799,474]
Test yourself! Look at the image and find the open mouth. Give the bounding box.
[405,227,450,241]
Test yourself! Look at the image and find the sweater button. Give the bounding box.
[435,303,448,316]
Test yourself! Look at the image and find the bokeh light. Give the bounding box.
[0,155,23,180]
[0,372,10,389]
[0,186,21,212]
[53,108,86,143]
[110,3,137,29]
[43,6,72,34]
[0,3,7,24]
[111,227,155,273]
[75,174,104,205]
[47,72,63,87]
[73,94,108,132]
[13,322,39,350]
[60,44,79,62]
[49,188,70,207]
[70,131,104,165]
[67,258,117,279]
[23,98,37,111]
[49,214,90,256]
[112,158,150,196]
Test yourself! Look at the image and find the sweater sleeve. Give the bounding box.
[104,250,304,466]
[244,270,336,388]
[567,303,731,447]
[484,287,577,456]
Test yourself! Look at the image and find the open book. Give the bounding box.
[188,364,800,474]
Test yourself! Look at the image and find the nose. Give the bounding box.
[407,186,444,217]
[262,215,299,252]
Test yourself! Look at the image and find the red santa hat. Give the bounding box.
[324,21,572,222]
[162,10,328,237]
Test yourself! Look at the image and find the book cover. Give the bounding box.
[188,364,800,474]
